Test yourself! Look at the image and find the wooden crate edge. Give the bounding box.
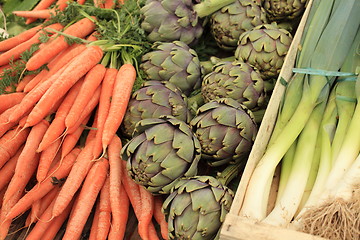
[220,213,327,240]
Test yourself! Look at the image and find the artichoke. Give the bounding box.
[121,80,192,138]
[234,23,293,80]
[201,60,266,110]
[262,0,309,22]
[163,175,234,240]
[140,41,203,96]
[190,98,257,167]
[210,0,268,50]
[140,0,204,45]
[121,116,202,195]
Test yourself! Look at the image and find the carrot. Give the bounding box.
[36,138,62,182]
[0,145,23,192]
[0,106,21,137]
[0,185,25,239]
[77,0,87,4]
[97,176,111,240]
[2,119,49,203]
[39,198,73,240]
[94,0,105,8]
[0,25,43,52]
[62,158,109,240]
[25,17,97,71]
[109,181,129,240]
[89,198,101,240]
[52,139,97,218]
[61,114,91,160]
[24,45,103,128]
[25,189,73,240]
[93,67,117,158]
[65,64,106,131]
[102,63,136,154]
[4,147,80,220]
[0,186,7,208]
[104,0,116,9]
[7,58,72,124]
[0,92,26,113]
[0,23,63,67]
[138,186,155,240]
[25,186,60,227]
[36,78,84,152]
[148,223,160,240]
[25,0,57,24]
[66,84,101,135]
[12,9,56,20]
[0,127,30,169]
[54,0,69,11]
[16,74,36,92]
[107,135,125,239]
[154,196,168,240]
[24,44,87,93]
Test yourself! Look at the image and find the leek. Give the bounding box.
[239,0,360,221]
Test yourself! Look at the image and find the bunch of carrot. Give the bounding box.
[12,0,126,24]
[0,14,168,240]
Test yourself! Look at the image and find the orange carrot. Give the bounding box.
[0,127,30,169]
[25,17,97,71]
[62,158,109,240]
[25,0,57,24]
[89,199,101,240]
[65,64,106,131]
[154,196,168,240]
[8,59,72,124]
[0,106,21,137]
[24,45,103,128]
[2,119,49,203]
[109,181,129,240]
[61,114,91,160]
[0,23,63,67]
[102,63,136,154]
[36,78,84,152]
[93,67,117,158]
[25,189,73,240]
[16,74,35,92]
[77,0,87,4]
[0,145,23,192]
[0,25,43,52]
[104,0,116,9]
[107,135,125,239]
[94,0,105,8]
[0,185,7,208]
[12,9,56,19]
[97,176,111,240]
[54,0,69,11]
[5,147,80,220]
[0,92,26,113]
[66,84,101,135]
[25,186,60,227]
[52,139,97,218]
[138,186,155,240]
[36,138,62,182]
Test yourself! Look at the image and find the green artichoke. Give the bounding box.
[121,80,192,138]
[262,0,309,22]
[121,116,201,195]
[201,60,266,110]
[140,41,203,96]
[234,23,293,80]
[140,0,204,45]
[210,0,268,50]
[163,175,234,240]
[190,98,257,167]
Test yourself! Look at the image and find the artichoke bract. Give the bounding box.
[163,175,234,240]
[201,60,266,110]
[140,41,203,96]
[234,23,293,80]
[121,116,202,195]
[210,0,268,50]
[140,0,204,45]
[262,0,309,22]
[190,98,257,167]
[121,80,192,138]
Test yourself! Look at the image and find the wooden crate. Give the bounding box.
[219,1,327,239]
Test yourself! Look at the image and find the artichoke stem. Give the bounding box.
[187,91,205,116]
[193,0,237,18]
[217,161,246,186]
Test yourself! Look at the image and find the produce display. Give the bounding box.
[3,0,350,239]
